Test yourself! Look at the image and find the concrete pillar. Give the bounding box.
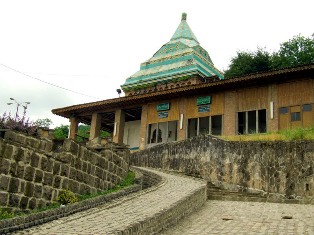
[69,116,79,140]
[89,113,102,141]
[139,105,148,150]
[112,109,125,144]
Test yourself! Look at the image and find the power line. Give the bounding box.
[0,63,101,100]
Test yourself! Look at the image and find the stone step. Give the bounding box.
[207,184,267,202]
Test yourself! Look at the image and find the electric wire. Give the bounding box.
[0,63,101,100]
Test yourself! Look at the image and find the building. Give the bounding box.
[52,13,314,150]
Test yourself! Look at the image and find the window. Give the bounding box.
[211,115,222,135]
[237,109,266,134]
[199,117,210,135]
[147,121,177,145]
[280,107,289,114]
[187,118,198,138]
[187,115,222,138]
[303,104,312,112]
[291,112,301,121]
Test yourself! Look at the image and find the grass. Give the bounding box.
[221,127,314,141]
[79,171,135,201]
[0,171,136,220]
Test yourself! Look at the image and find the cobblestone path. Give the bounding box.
[162,200,314,235]
[12,168,206,235]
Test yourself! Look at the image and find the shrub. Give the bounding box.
[57,190,78,205]
[0,112,37,135]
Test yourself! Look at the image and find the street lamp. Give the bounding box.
[7,98,30,120]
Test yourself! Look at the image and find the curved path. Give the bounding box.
[12,167,206,235]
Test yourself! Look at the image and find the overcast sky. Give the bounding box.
[1,0,313,128]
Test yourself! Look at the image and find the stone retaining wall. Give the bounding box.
[131,135,314,199]
[0,131,129,210]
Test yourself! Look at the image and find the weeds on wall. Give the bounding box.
[0,112,37,135]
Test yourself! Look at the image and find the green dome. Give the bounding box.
[122,13,224,90]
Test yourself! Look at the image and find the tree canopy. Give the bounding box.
[224,34,314,78]
[34,118,53,128]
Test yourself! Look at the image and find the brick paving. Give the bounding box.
[162,200,314,235]
[11,168,206,235]
[9,168,314,235]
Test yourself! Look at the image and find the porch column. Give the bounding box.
[139,104,148,150]
[69,116,79,140]
[113,109,125,144]
[89,113,102,140]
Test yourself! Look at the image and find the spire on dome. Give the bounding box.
[170,13,199,44]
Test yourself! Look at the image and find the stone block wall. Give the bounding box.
[0,131,129,210]
[131,135,314,199]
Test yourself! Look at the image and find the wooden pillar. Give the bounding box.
[112,109,125,144]
[89,113,102,140]
[139,105,148,150]
[69,116,79,140]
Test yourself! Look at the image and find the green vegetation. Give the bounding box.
[57,190,79,205]
[221,127,314,141]
[0,171,136,220]
[79,171,135,201]
[53,124,69,140]
[34,118,53,128]
[224,34,314,78]
[53,124,110,142]
[0,208,14,220]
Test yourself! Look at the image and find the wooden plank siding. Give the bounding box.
[277,79,313,107]
[237,86,268,111]
[185,93,224,119]
[147,99,180,124]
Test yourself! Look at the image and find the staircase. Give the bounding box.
[207,182,269,202]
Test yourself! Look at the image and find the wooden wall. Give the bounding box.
[237,86,268,111]
[277,79,313,107]
[185,93,224,119]
[147,99,180,123]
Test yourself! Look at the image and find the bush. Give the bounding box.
[57,190,78,205]
[0,208,14,220]
[0,112,37,135]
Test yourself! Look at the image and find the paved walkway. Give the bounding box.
[162,200,314,235]
[10,168,314,235]
[12,168,206,235]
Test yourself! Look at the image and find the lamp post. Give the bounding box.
[7,98,30,121]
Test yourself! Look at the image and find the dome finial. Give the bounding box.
[181,13,187,21]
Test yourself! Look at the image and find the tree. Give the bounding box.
[53,125,69,140]
[271,34,314,69]
[224,34,314,78]
[224,48,271,78]
[34,118,53,128]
